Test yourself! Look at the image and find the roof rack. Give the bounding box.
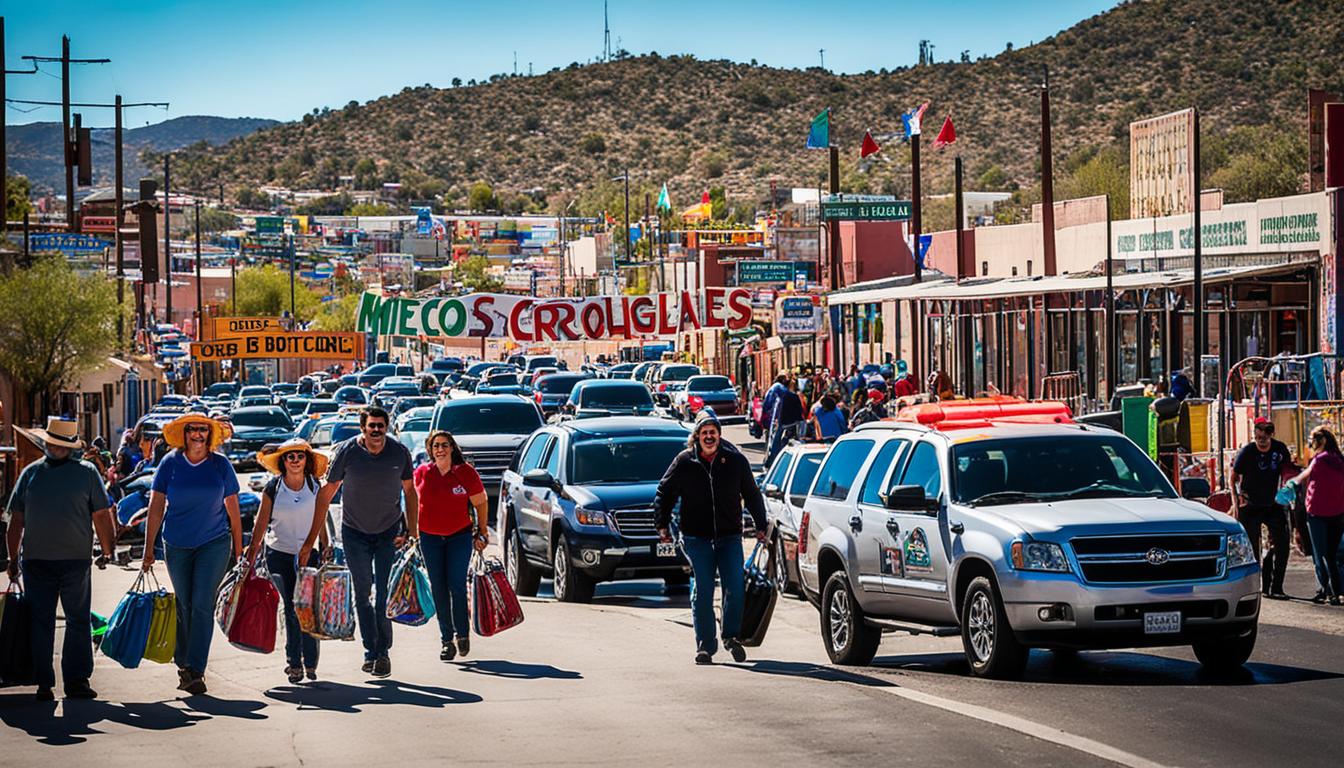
[894,396,1074,431]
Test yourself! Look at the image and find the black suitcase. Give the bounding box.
[739,542,777,648]
[0,583,35,687]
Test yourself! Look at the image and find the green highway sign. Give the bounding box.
[820,200,911,222]
[737,260,797,283]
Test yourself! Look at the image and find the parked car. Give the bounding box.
[428,357,465,386]
[563,379,656,419]
[427,396,545,522]
[508,354,560,373]
[395,407,435,454]
[318,379,342,396]
[758,442,829,595]
[371,376,423,408]
[477,372,532,397]
[356,362,414,388]
[673,374,740,420]
[236,385,273,406]
[500,416,693,602]
[797,401,1261,678]
[390,396,438,421]
[270,382,299,399]
[225,405,297,468]
[284,397,313,418]
[632,362,663,388]
[301,399,341,420]
[333,385,370,406]
[531,372,592,416]
[650,364,702,407]
[459,362,515,393]
[202,381,240,399]
[529,367,560,387]
[606,363,638,380]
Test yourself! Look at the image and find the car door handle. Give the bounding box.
[523,490,533,500]
[885,518,901,537]
[848,514,863,532]
[950,521,965,535]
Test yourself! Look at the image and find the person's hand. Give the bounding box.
[473,534,488,553]
[393,535,407,549]
[298,550,311,569]
[141,550,155,571]
[5,561,17,581]
[322,546,334,563]
[95,553,110,570]
[657,528,672,543]
[755,530,767,543]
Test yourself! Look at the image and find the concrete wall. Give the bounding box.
[838,221,914,285]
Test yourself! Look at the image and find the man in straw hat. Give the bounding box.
[5,417,116,701]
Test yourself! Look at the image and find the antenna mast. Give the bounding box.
[603,0,612,62]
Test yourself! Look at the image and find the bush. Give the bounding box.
[581,133,607,154]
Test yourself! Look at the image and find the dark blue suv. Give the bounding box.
[499,417,692,602]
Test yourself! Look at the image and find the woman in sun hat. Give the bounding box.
[141,412,241,696]
[246,438,332,683]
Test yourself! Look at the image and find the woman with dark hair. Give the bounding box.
[810,394,848,440]
[1289,425,1344,604]
[413,430,490,661]
[246,438,332,683]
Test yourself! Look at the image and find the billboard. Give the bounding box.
[191,331,364,362]
[212,316,283,338]
[1130,108,1195,219]
[1309,89,1343,192]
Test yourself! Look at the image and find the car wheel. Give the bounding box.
[820,570,880,665]
[552,537,594,603]
[774,535,795,594]
[960,576,1028,679]
[505,520,541,597]
[1192,624,1257,673]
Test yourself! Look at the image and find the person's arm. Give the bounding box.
[302,484,332,566]
[316,478,343,509]
[246,494,273,563]
[402,478,419,539]
[93,507,115,567]
[5,509,22,580]
[654,455,683,542]
[224,495,243,559]
[1290,461,1314,487]
[141,491,167,570]
[469,491,490,551]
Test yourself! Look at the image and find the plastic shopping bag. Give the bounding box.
[214,560,248,635]
[385,541,435,626]
[293,566,319,635]
[142,573,177,665]
[471,554,524,637]
[226,562,280,654]
[101,573,156,669]
[313,564,356,641]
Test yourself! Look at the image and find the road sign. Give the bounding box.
[820,200,912,222]
[737,260,797,284]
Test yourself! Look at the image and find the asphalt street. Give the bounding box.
[3,424,1343,767]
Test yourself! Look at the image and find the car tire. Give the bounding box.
[663,572,690,591]
[774,535,795,595]
[552,537,594,603]
[820,571,881,665]
[960,576,1028,679]
[1192,624,1257,672]
[505,520,541,598]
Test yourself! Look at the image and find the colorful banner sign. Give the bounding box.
[191,331,363,362]
[819,200,911,221]
[356,288,754,341]
[212,316,283,338]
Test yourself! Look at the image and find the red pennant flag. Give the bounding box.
[860,131,881,158]
[701,191,711,204]
[932,116,957,149]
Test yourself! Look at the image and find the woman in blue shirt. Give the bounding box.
[142,413,242,696]
[810,394,849,441]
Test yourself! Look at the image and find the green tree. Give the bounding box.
[347,202,392,216]
[6,174,32,222]
[196,207,239,233]
[453,255,502,292]
[311,293,361,332]
[1057,144,1130,219]
[0,255,122,419]
[233,264,322,322]
[468,182,498,212]
[1206,125,1306,203]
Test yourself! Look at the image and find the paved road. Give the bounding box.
[3,424,1343,766]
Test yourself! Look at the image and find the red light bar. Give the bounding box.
[895,397,1073,429]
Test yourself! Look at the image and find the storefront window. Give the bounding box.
[1119,313,1139,384]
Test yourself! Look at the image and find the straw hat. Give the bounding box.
[256,438,329,477]
[162,413,232,450]
[31,417,85,450]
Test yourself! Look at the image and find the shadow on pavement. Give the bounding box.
[264,679,482,713]
[872,650,1344,687]
[455,660,582,680]
[730,659,896,688]
[0,693,268,746]
[535,579,693,610]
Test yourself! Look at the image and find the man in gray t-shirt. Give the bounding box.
[5,418,116,700]
[318,406,418,678]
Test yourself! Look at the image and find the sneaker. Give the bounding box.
[65,679,97,699]
[440,642,457,662]
[724,638,747,663]
[695,650,713,665]
[1267,591,1289,601]
[285,666,304,684]
[361,660,376,674]
[34,687,54,702]
[1312,591,1329,604]
[1332,596,1342,606]
[456,636,470,658]
[1261,585,1271,596]
[183,672,207,696]
[372,656,391,678]
[177,667,192,691]
[305,667,318,681]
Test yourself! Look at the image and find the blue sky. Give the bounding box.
[6,1,1117,127]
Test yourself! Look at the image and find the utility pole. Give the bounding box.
[164,154,172,326]
[115,95,124,347]
[910,128,923,381]
[1192,106,1203,394]
[819,49,825,70]
[195,200,203,332]
[1040,66,1057,276]
[1105,194,1115,402]
[955,155,971,394]
[827,110,841,372]
[622,170,632,264]
[289,233,297,319]
[2,18,39,270]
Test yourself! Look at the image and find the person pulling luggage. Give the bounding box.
[654,411,768,665]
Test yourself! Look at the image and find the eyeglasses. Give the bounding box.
[184,425,211,435]
[283,452,307,462]
[431,442,452,450]
[365,423,387,431]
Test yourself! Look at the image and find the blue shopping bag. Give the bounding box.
[385,541,436,626]
[101,572,157,669]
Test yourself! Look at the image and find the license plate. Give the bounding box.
[656,542,677,558]
[1143,611,1181,635]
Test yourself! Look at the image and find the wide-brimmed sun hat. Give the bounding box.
[256,438,329,477]
[31,417,85,450]
[162,413,231,450]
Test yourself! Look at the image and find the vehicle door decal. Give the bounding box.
[903,527,933,573]
[879,545,905,578]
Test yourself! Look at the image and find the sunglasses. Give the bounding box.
[431,442,453,450]
[365,423,387,431]
[283,452,307,462]
[184,425,211,435]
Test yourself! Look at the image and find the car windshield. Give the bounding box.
[485,374,520,386]
[331,424,362,443]
[400,418,431,433]
[661,366,699,382]
[528,357,557,370]
[432,402,540,435]
[231,409,292,429]
[687,376,732,392]
[537,376,584,394]
[951,435,1176,505]
[466,362,498,376]
[578,385,652,408]
[569,437,687,484]
[306,401,338,413]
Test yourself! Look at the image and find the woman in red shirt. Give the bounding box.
[413,430,489,660]
[1289,426,1344,604]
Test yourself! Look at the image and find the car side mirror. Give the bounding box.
[1179,477,1211,501]
[882,485,939,513]
[522,468,558,491]
[763,482,784,500]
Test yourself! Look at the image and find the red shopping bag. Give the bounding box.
[227,563,280,654]
[471,555,524,637]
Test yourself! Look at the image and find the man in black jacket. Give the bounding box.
[655,411,767,664]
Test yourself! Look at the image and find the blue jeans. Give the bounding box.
[343,524,397,662]
[164,533,232,673]
[681,535,745,655]
[1305,515,1344,597]
[266,546,320,670]
[421,530,473,643]
[23,559,93,689]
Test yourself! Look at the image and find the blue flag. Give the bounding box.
[806,109,830,149]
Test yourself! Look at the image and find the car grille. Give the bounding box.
[611,507,659,538]
[463,449,516,480]
[1071,533,1225,584]
[701,400,739,415]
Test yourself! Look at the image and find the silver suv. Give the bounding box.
[797,420,1261,678]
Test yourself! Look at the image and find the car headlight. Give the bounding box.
[1227,532,1256,568]
[574,506,606,526]
[1011,541,1071,573]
